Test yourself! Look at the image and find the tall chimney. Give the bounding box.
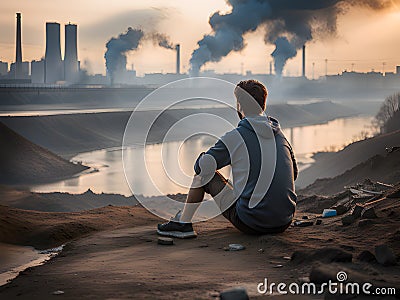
[176,44,180,74]
[15,13,22,79]
[64,23,79,83]
[302,45,306,78]
[45,22,63,83]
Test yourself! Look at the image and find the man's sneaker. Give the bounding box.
[157,220,197,239]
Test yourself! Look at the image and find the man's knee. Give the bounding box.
[203,172,228,197]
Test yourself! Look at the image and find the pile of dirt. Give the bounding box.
[0,204,160,250]
[0,122,87,185]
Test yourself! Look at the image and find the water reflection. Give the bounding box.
[31,116,373,196]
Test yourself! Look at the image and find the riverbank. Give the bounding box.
[297,129,400,190]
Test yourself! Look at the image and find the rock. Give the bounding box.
[351,205,364,218]
[157,237,174,245]
[375,245,397,266]
[341,215,355,226]
[220,287,249,300]
[361,207,377,219]
[358,219,373,227]
[333,204,350,215]
[272,264,283,268]
[52,291,65,295]
[357,250,376,263]
[227,244,245,251]
[315,219,322,225]
[293,220,314,227]
[291,248,352,264]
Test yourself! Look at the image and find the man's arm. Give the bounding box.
[194,138,231,176]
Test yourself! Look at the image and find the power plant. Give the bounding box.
[1,12,399,88]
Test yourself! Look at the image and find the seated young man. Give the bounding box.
[157,79,298,238]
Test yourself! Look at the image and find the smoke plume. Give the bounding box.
[105,27,144,83]
[149,33,176,50]
[105,29,177,83]
[190,0,397,76]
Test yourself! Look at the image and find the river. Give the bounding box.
[31,116,374,197]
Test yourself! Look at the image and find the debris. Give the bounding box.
[322,209,337,218]
[301,215,309,219]
[157,237,174,245]
[283,256,291,260]
[52,291,65,295]
[273,264,283,268]
[376,182,394,188]
[341,215,355,226]
[227,244,245,251]
[375,245,397,266]
[332,204,349,215]
[220,287,249,300]
[315,219,322,225]
[293,220,314,227]
[385,146,400,153]
[258,248,264,253]
[349,188,373,198]
[351,205,364,218]
[361,207,377,219]
[357,250,376,263]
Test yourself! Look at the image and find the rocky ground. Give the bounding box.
[0,183,399,299]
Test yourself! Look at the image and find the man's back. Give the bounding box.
[234,116,297,231]
[218,115,297,231]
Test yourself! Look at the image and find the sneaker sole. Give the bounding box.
[157,229,197,239]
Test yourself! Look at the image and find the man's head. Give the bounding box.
[234,80,268,119]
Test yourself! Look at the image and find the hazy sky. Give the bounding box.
[1,0,400,77]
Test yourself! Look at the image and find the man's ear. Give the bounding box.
[237,102,244,120]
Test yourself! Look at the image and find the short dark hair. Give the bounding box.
[235,80,268,114]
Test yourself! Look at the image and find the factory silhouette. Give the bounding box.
[2,13,79,84]
[0,12,400,92]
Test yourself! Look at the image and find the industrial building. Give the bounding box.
[0,62,8,76]
[31,60,45,83]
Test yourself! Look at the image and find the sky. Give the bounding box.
[1,0,400,78]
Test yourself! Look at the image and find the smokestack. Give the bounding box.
[64,23,79,83]
[176,44,180,74]
[302,45,306,78]
[45,22,63,83]
[15,13,22,79]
